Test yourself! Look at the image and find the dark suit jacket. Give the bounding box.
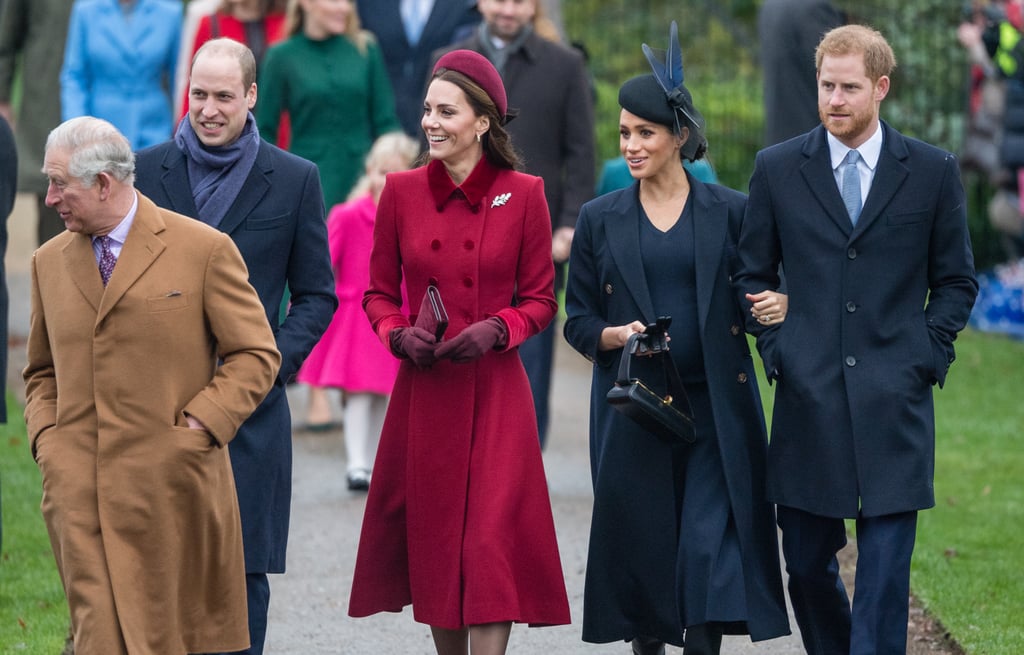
[437,29,595,233]
[357,0,479,136]
[563,178,789,643]
[734,122,978,519]
[758,0,844,147]
[134,140,336,572]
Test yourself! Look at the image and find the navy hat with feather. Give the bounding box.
[618,21,707,162]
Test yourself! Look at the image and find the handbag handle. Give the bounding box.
[616,333,692,415]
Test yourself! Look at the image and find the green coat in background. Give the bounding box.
[257,32,400,209]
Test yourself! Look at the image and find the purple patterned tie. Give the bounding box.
[98,236,117,286]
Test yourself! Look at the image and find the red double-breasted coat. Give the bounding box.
[349,158,570,628]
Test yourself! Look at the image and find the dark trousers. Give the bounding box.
[519,317,555,448]
[211,573,271,655]
[518,263,564,449]
[777,505,918,655]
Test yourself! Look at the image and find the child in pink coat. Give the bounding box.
[297,132,420,490]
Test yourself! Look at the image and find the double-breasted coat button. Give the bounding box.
[464,240,474,250]
[604,283,613,295]
[730,324,741,336]
[846,301,857,313]
[847,247,857,259]
[463,276,473,288]
[737,372,748,383]
[428,276,439,286]
[431,239,441,250]
[845,355,857,367]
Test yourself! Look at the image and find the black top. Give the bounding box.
[640,196,705,383]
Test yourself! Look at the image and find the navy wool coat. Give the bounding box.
[734,122,978,519]
[564,179,789,643]
[135,140,336,572]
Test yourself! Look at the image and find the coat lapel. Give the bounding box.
[855,121,910,234]
[690,179,728,335]
[96,196,167,324]
[63,235,105,313]
[605,184,657,323]
[158,147,200,218]
[217,146,272,236]
[800,127,854,237]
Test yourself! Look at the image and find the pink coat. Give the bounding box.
[296,194,400,394]
[348,158,570,628]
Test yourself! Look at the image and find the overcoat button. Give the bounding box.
[847,247,857,259]
[846,301,857,313]
[845,355,857,367]
[464,240,474,250]
[428,276,439,286]
[604,283,613,294]
[730,324,741,336]
[431,239,441,250]
[463,277,473,287]
[737,372,748,383]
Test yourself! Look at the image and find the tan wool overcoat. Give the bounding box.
[23,194,281,655]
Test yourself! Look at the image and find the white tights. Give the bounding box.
[343,392,388,474]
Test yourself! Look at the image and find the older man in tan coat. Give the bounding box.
[23,116,281,655]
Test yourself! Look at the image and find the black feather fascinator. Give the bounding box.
[640,21,707,162]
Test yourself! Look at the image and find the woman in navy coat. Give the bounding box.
[563,25,790,655]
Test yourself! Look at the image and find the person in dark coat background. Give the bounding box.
[134,38,335,655]
[357,0,480,137]
[758,0,844,147]
[563,23,790,655]
[735,25,978,655]
[0,113,14,551]
[436,0,596,448]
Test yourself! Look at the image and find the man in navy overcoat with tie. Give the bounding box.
[134,39,335,655]
[735,25,978,655]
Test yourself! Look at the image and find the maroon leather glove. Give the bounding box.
[390,326,438,369]
[435,317,507,363]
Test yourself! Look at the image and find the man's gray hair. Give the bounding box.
[45,116,135,187]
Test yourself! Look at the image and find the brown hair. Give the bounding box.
[428,69,521,171]
[815,24,897,83]
[284,0,369,53]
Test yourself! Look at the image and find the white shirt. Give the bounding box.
[827,123,883,209]
[92,191,138,263]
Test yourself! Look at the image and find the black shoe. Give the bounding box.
[631,636,666,655]
[347,469,371,491]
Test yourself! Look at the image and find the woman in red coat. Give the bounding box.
[349,50,570,653]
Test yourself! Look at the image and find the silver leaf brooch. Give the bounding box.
[491,192,511,208]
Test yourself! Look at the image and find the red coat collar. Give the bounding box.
[427,157,501,212]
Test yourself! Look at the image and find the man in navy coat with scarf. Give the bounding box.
[134,39,335,655]
[735,25,978,655]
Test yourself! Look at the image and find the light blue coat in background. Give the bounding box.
[61,0,181,150]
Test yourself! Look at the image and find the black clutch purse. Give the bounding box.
[414,285,448,341]
[606,320,696,444]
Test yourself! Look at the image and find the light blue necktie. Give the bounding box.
[841,149,862,225]
[403,0,428,46]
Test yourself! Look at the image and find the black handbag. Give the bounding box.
[606,330,696,444]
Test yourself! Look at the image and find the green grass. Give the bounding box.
[754,328,1024,654]
[0,394,69,654]
[912,329,1024,654]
